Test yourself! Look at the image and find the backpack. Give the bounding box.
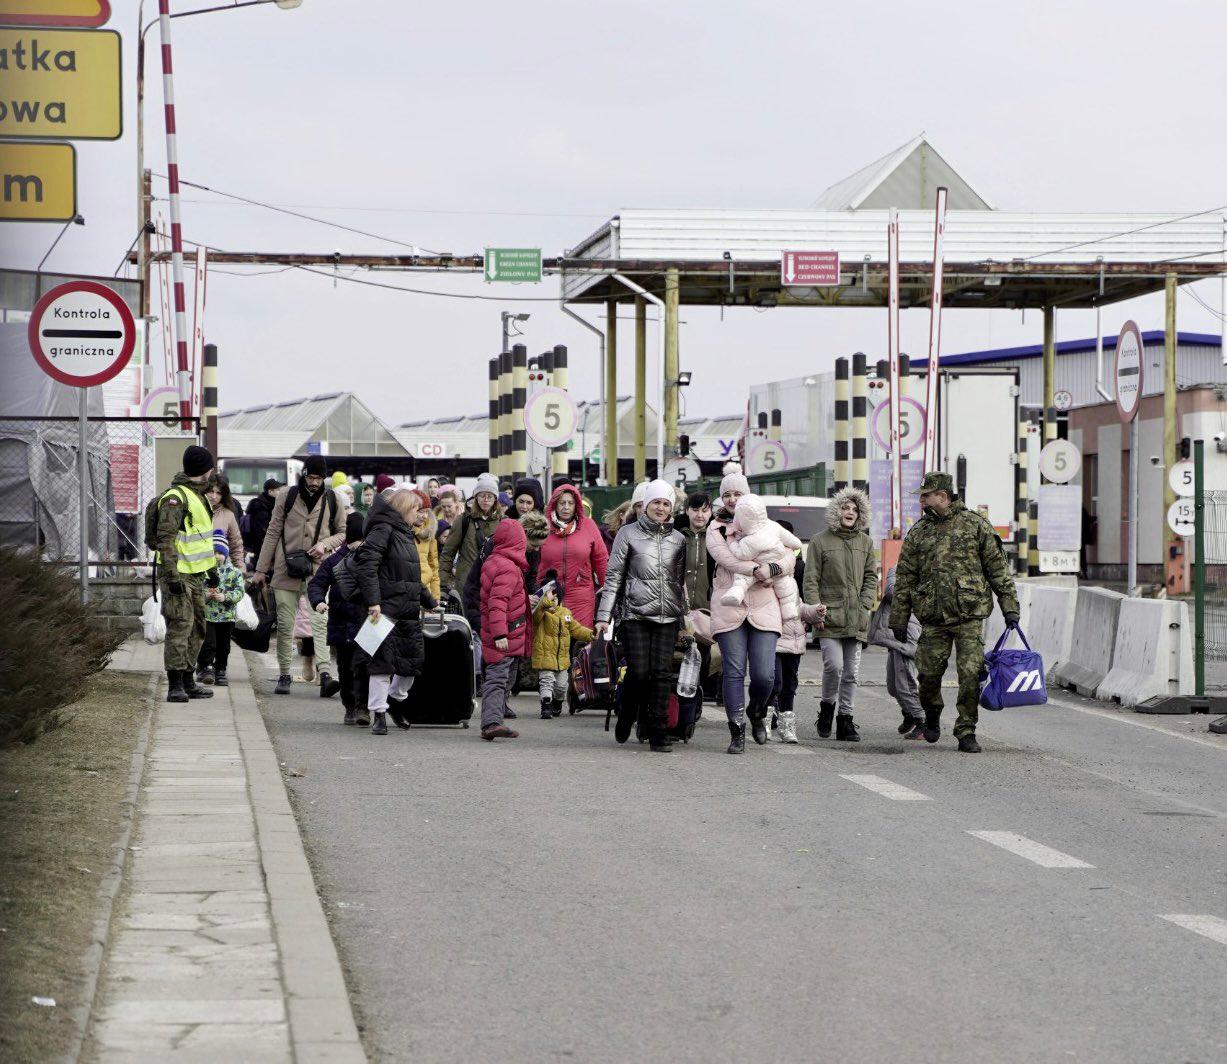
[144,486,189,552]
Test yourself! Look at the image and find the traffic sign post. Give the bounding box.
[1038,439,1080,484]
[1053,389,1073,412]
[0,28,122,140]
[1169,459,1195,498]
[780,250,839,287]
[662,456,701,486]
[1116,320,1144,596]
[28,280,135,604]
[746,440,788,476]
[870,394,925,455]
[484,248,542,283]
[523,387,578,449]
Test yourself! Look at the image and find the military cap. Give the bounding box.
[912,471,954,496]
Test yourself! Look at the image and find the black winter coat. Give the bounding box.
[307,544,366,646]
[244,491,277,555]
[354,497,432,677]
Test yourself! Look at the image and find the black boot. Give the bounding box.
[835,714,861,742]
[648,730,673,753]
[923,709,941,744]
[370,712,388,735]
[319,671,341,699]
[356,706,371,727]
[957,733,982,753]
[213,669,228,687]
[816,700,836,738]
[614,712,634,744]
[196,665,215,685]
[748,703,768,746]
[274,674,292,695]
[166,670,188,704]
[897,714,915,735]
[727,721,745,754]
[540,698,553,720]
[182,669,214,699]
[343,705,357,725]
[550,697,564,718]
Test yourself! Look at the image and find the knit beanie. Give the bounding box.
[411,488,431,511]
[374,473,395,493]
[642,479,675,507]
[474,472,499,497]
[719,471,750,498]
[631,480,649,506]
[513,477,544,512]
[212,529,229,558]
[302,454,328,478]
[520,510,549,548]
[437,483,462,503]
[497,491,513,508]
[345,512,365,544]
[182,444,214,477]
[330,471,349,488]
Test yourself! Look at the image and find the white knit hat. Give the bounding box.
[719,471,750,497]
[631,480,650,506]
[474,472,499,497]
[642,479,674,507]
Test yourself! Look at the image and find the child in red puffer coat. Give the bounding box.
[479,519,532,740]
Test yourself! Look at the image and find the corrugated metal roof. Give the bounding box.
[811,134,993,211]
[943,330,1221,366]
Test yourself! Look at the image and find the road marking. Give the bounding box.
[966,831,1093,868]
[1159,914,1227,946]
[840,774,931,801]
[1044,692,1227,752]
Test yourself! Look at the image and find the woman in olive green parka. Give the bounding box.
[802,487,876,741]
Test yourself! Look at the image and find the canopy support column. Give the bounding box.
[604,300,618,485]
[634,296,647,482]
[664,268,680,458]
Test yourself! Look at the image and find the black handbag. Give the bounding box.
[282,488,328,580]
[232,587,277,653]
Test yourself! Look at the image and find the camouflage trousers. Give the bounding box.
[160,572,207,671]
[915,619,985,739]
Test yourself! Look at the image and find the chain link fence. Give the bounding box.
[0,415,199,576]
[1202,489,1227,660]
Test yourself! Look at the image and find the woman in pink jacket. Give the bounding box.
[705,472,783,754]
[479,519,532,741]
[536,484,608,630]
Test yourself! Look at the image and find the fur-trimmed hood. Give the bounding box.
[414,507,438,542]
[827,486,872,533]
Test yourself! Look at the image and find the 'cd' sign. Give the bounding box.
[28,279,135,388]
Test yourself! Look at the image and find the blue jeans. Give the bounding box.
[715,622,778,725]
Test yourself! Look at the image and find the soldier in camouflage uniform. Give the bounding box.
[888,471,1019,753]
[156,445,219,703]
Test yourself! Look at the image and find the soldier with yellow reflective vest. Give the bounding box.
[157,445,220,704]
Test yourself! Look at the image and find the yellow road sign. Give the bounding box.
[0,28,121,140]
[0,141,75,220]
[0,1,111,27]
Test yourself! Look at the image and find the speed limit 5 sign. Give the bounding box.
[523,387,578,448]
[1039,439,1080,484]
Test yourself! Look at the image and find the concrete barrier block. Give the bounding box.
[1097,598,1195,706]
[1026,585,1078,679]
[1051,587,1124,696]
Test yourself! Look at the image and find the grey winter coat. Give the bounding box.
[803,486,877,642]
[868,566,920,657]
[596,514,687,626]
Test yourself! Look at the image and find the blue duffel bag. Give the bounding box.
[979,625,1047,711]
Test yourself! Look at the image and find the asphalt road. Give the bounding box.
[252,647,1227,1064]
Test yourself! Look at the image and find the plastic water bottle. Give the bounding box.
[676,641,701,698]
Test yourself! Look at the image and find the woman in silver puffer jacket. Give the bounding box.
[595,480,688,752]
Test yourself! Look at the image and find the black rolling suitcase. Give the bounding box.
[400,607,476,727]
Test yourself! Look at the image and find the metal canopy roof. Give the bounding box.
[561,208,1227,310]
[218,392,411,459]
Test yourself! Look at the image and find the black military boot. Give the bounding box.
[835,714,861,742]
[370,712,388,735]
[958,733,982,754]
[726,721,745,754]
[550,697,564,718]
[816,700,836,738]
[166,670,188,704]
[182,669,214,699]
[923,710,941,744]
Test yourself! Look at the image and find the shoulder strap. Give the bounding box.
[313,489,332,542]
[279,487,297,553]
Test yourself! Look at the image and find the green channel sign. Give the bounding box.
[484,247,541,283]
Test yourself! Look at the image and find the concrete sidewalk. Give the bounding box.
[87,639,364,1063]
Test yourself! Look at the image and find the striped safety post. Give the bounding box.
[1028,499,1040,576]
[488,356,499,471]
[1015,416,1029,575]
[202,343,218,456]
[834,356,849,491]
[551,344,569,481]
[497,349,512,478]
[156,1,192,430]
[511,344,528,479]
[851,352,869,492]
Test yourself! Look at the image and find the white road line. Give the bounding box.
[1044,693,1227,752]
[1159,914,1227,946]
[840,774,931,801]
[966,831,1094,868]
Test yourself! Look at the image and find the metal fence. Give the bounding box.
[0,415,199,575]
[1202,489,1227,660]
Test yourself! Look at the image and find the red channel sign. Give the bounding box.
[0,1,112,26]
[28,279,135,388]
[781,250,840,286]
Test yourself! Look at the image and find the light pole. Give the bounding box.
[35,213,85,298]
[135,0,302,420]
[501,311,529,353]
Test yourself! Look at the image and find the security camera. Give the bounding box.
[1214,432,1226,444]
[1149,456,1163,466]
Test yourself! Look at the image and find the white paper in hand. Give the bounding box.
[356,613,395,656]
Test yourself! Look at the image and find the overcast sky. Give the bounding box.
[5,0,1227,426]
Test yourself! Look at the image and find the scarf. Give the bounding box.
[551,511,577,536]
[297,476,324,514]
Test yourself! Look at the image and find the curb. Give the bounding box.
[65,672,157,1064]
[231,652,367,1064]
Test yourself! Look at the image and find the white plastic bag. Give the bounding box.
[141,593,166,644]
[234,591,259,631]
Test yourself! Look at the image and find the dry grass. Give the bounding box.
[0,669,151,1062]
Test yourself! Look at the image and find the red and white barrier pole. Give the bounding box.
[922,186,948,473]
[887,207,902,533]
[157,1,192,430]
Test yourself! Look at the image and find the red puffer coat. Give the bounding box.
[536,484,608,629]
[480,519,532,665]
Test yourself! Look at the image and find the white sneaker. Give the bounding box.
[778,710,798,744]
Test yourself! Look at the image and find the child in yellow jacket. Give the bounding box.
[531,569,594,719]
